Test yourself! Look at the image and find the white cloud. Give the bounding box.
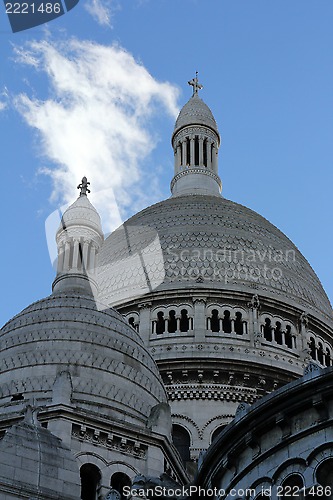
[84,0,115,27]
[14,39,179,232]
[0,102,6,111]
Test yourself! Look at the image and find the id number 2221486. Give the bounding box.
[5,3,62,14]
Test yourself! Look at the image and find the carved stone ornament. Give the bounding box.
[105,489,121,500]
[248,294,260,310]
[304,361,322,376]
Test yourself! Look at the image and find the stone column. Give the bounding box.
[248,294,260,348]
[72,240,80,271]
[89,243,96,272]
[199,136,204,166]
[138,302,152,345]
[57,244,65,274]
[181,139,187,167]
[176,143,181,170]
[212,143,218,172]
[206,139,212,169]
[63,241,71,271]
[190,136,195,166]
[193,297,206,342]
[82,240,89,270]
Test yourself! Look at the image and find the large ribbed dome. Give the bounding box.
[173,93,219,138]
[0,292,167,425]
[98,195,332,318]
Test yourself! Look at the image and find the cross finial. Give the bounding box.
[188,71,203,96]
[77,176,91,196]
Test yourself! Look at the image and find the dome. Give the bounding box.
[173,93,219,139]
[58,193,103,235]
[98,195,332,318]
[0,409,80,499]
[0,292,167,425]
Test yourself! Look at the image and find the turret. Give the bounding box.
[171,74,222,197]
[52,177,104,295]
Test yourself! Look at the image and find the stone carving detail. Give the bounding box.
[72,424,147,458]
[132,473,182,499]
[235,402,250,417]
[300,311,309,327]
[167,384,258,405]
[104,489,121,500]
[248,294,260,309]
[304,361,322,376]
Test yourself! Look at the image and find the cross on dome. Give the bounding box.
[77,176,90,196]
[188,72,203,95]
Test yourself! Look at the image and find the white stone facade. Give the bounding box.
[0,82,332,498]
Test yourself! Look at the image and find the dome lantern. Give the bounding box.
[52,177,104,295]
[171,74,222,197]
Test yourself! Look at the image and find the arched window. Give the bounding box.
[234,312,243,335]
[172,424,190,465]
[318,342,324,365]
[210,309,220,332]
[275,321,283,345]
[186,138,190,166]
[211,425,226,443]
[156,311,165,335]
[309,337,316,360]
[222,310,231,333]
[180,309,189,332]
[111,472,131,500]
[317,458,333,490]
[168,310,177,333]
[281,474,304,499]
[128,317,139,331]
[80,463,101,500]
[325,348,331,367]
[285,325,293,348]
[203,139,207,167]
[263,318,272,341]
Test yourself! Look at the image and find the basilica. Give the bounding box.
[0,77,332,499]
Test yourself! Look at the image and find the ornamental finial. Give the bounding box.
[77,176,90,196]
[188,71,203,96]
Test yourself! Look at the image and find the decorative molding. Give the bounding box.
[167,384,259,405]
[72,424,147,459]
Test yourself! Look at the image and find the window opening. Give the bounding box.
[285,325,293,348]
[222,310,232,333]
[211,309,220,332]
[111,472,131,500]
[156,311,165,335]
[168,310,177,333]
[180,309,189,332]
[235,312,243,335]
[172,424,190,464]
[263,318,272,341]
[275,321,283,345]
[80,463,101,500]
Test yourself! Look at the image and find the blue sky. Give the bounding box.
[0,0,332,326]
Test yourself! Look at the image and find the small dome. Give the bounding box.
[58,194,103,235]
[0,410,80,499]
[173,94,219,139]
[0,293,167,425]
